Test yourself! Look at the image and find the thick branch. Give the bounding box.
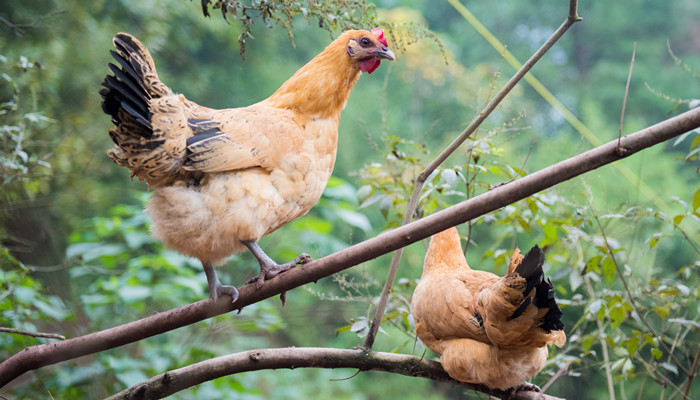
[2,106,700,388]
[106,347,563,400]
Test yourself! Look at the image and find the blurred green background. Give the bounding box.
[1,0,699,399]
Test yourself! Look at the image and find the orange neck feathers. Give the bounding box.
[422,227,471,277]
[266,31,364,120]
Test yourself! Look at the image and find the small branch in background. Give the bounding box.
[633,353,687,399]
[618,42,637,153]
[0,11,65,37]
[490,140,535,190]
[541,361,571,393]
[0,327,65,341]
[583,276,616,400]
[105,347,565,400]
[685,344,700,398]
[362,0,582,351]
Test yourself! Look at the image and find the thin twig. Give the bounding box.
[634,353,688,399]
[618,42,637,152]
[362,0,582,350]
[0,11,65,37]
[541,361,571,393]
[584,276,616,400]
[490,140,534,190]
[686,344,700,398]
[0,327,65,341]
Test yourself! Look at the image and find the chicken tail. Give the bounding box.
[510,246,564,334]
[100,33,170,138]
[100,33,185,184]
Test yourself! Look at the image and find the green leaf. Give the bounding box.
[649,236,658,249]
[602,256,616,284]
[586,255,602,274]
[672,214,684,226]
[626,336,639,356]
[691,135,700,149]
[379,195,393,219]
[582,335,596,355]
[692,188,700,211]
[652,304,672,320]
[516,216,531,234]
[335,209,372,233]
[660,362,679,375]
[668,318,700,329]
[118,285,152,302]
[609,305,627,330]
[34,296,68,320]
[651,348,663,359]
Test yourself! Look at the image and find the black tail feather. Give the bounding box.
[107,60,150,111]
[536,277,565,333]
[510,245,564,332]
[100,34,155,139]
[514,245,546,298]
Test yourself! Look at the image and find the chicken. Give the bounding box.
[411,227,566,392]
[100,29,394,303]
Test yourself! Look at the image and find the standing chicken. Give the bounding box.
[100,29,394,303]
[411,227,566,392]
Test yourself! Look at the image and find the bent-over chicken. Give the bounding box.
[411,227,566,392]
[100,29,394,303]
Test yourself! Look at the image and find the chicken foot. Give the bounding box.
[203,263,240,303]
[243,241,312,289]
[504,382,541,400]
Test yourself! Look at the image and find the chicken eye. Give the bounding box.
[360,37,371,47]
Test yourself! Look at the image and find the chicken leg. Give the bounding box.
[203,263,239,303]
[243,241,312,288]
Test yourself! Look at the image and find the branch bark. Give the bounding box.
[106,347,564,400]
[2,106,700,388]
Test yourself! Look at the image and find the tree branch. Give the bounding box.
[2,106,700,388]
[0,327,65,341]
[105,347,564,400]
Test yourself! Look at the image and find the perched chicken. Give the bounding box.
[100,29,394,303]
[411,227,565,392]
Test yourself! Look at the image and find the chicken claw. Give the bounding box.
[243,241,312,289]
[203,263,240,303]
[505,382,541,400]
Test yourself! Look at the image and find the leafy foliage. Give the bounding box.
[199,0,377,57]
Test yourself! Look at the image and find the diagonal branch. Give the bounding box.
[362,0,581,350]
[105,347,564,400]
[1,105,700,388]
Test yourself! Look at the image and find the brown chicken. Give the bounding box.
[100,29,394,303]
[411,227,566,392]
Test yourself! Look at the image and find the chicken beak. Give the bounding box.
[375,47,396,61]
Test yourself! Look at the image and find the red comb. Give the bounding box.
[371,28,388,47]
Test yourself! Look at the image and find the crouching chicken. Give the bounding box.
[100,29,394,303]
[411,227,566,392]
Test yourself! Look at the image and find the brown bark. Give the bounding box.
[105,347,564,400]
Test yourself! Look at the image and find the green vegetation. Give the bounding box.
[1,1,699,399]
